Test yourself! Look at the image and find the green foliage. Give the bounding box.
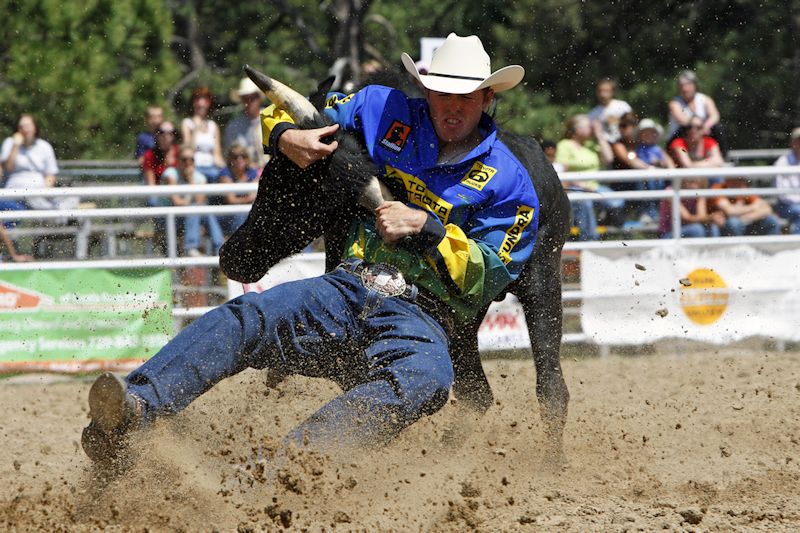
[0,0,796,158]
[0,0,180,158]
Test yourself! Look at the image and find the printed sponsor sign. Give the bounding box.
[581,245,800,345]
[0,269,173,373]
[227,253,532,352]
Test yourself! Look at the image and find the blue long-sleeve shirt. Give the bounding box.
[262,85,539,319]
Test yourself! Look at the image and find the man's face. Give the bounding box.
[596,82,614,105]
[426,88,494,145]
[791,138,800,154]
[146,108,163,130]
[241,93,262,118]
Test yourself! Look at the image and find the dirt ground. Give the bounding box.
[1,348,799,532]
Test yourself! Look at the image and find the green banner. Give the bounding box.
[0,269,172,372]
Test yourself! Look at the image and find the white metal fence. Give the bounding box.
[2,164,800,344]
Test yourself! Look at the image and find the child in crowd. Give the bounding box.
[134,105,164,166]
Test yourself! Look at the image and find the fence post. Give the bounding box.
[671,177,682,240]
[166,214,178,258]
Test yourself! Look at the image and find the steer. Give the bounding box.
[219,66,571,459]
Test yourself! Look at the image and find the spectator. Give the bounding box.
[182,86,225,183]
[658,178,722,238]
[0,113,78,214]
[142,120,179,209]
[218,145,258,234]
[667,70,727,154]
[773,127,800,234]
[636,118,674,170]
[709,177,781,236]
[540,139,564,173]
[161,146,225,257]
[224,78,267,170]
[556,114,621,240]
[588,77,633,143]
[134,105,164,166]
[0,225,33,262]
[668,116,725,169]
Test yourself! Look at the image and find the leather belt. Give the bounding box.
[338,261,454,336]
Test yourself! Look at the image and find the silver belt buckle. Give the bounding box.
[360,264,407,297]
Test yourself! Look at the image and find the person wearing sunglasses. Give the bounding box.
[218,145,258,234]
[160,145,225,257]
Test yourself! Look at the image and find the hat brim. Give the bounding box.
[401,53,524,94]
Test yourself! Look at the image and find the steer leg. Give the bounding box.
[519,245,569,464]
[450,314,494,413]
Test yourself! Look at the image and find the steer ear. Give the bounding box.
[309,76,336,112]
[243,64,320,125]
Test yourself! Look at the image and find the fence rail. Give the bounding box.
[4,164,800,346]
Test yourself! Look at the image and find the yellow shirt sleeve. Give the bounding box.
[260,104,296,148]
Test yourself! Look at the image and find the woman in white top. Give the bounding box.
[667,70,727,154]
[668,70,720,136]
[181,86,225,183]
[0,113,78,212]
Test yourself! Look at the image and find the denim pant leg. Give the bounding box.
[203,214,225,252]
[775,201,800,234]
[572,201,598,241]
[286,290,452,450]
[0,200,26,228]
[681,223,706,238]
[126,275,355,423]
[748,215,781,236]
[183,214,201,251]
[723,216,746,236]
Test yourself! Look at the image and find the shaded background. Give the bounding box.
[0,0,798,158]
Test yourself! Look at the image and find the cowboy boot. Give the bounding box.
[81,372,143,465]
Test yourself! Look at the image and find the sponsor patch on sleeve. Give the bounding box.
[325,93,354,108]
[461,161,497,191]
[379,120,412,154]
[498,205,534,264]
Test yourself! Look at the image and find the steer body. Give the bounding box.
[220,66,570,456]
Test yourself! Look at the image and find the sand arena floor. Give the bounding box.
[1,348,799,532]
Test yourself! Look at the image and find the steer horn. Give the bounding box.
[244,64,320,126]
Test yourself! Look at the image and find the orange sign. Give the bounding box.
[0,282,49,311]
[679,268,730,325]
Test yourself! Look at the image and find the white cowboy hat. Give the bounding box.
[636,118,664,138]
[401,33,524,94]
[229,77,263,102]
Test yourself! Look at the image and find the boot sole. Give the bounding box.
[88,372,128,433]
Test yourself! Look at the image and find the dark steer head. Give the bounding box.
[219,66,392,283]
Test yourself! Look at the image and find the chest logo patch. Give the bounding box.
[379,120,412,154]
[384,166,452,224]
[499,205,535,264]
[461,161,497,191]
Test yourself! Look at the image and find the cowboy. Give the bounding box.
[81,34,540,462]
[223,77,267,169]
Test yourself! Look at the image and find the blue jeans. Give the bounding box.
[219,213,248,235]
[183,213,225,253]
[662,222,720,239]
[571,186,624,240]
[125,264,453,450]
[775,201,800,234]
[0,200,26,228]
[723,215,781,236]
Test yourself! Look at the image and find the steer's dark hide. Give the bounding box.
[219,66,571,457]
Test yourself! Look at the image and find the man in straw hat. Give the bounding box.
[81,34,541,463]
[224,77,267,169]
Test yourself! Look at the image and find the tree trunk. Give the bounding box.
[328,0,374,86]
